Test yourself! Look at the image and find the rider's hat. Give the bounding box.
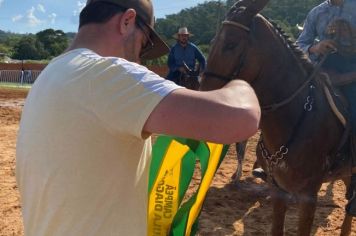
[173,27,194,39]
[86,0,169,60]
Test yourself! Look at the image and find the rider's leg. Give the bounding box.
[342,82,356,216]
[166,71,181,85]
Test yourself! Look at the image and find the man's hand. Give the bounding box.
[309,40,337,56]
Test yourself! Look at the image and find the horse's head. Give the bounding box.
[201,0,281,90]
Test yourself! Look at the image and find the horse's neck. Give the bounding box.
[255,55,310,150]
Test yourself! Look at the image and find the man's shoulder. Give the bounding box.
[309,1,329,15]
[50,48,150,78]
[187,42,199,49]
[187,41,197,46]
[170,43,181,52]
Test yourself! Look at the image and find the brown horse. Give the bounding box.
[200,0,354,235]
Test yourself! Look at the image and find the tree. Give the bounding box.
[12,35,47,60]
[36,29,69,58]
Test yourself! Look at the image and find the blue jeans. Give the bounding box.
[166,71,182,85]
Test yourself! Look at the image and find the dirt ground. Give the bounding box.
[0,87,355,235]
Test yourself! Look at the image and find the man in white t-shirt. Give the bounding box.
[16,0,261,235]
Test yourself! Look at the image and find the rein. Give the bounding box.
[203,20,250,83]
[261,53,331,113]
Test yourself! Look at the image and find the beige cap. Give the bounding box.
[86,0,169,60]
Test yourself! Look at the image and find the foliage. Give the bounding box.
[2,28,69,60]
[36,29,69,57]
[155,0,326,46]
[262,0,324,38]
[156,1,227,46]
[0,44,11,55]
[1,0,328,63]
[143,55,168,66]
[12,35,48,60]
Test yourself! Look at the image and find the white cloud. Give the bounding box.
[73,1,85,17]
[26,7,42,27]
[48,13,57,24]
[12,14,23,22]
[37,4,46,13]
[0,0,4,8]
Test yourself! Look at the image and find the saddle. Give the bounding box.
[320,72,355,175]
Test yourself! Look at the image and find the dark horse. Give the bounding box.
[178,70,200,90]
[178,62,200,90]
[200,0,354,235]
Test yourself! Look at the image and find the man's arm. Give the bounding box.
[143,80,261,144]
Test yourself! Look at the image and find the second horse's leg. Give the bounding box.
[233,141,247,182]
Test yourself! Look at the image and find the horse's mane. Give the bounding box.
[262,15,315,74]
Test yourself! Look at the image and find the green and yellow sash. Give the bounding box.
[148,136,228,236]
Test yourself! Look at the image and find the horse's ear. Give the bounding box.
[247,0,270,15]
[231,0,270,16]
[231,0,247,9]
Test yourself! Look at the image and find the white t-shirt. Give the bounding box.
[16,48,181,236]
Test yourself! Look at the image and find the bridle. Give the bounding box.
[203,20,250,83]
[203,19,323,113]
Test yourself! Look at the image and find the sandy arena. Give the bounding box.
[0,87,355,235]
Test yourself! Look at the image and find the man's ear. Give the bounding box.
[119,9,137,35]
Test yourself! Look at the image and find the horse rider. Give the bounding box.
[166,27,206,85]
[296,0,356,216]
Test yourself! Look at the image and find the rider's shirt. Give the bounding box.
[167,42,206,73]
[296,0,356,62]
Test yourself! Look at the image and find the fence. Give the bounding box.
[0,63,169,86]
[0,70,42,85]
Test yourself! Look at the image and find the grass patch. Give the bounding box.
[0,82,31,90]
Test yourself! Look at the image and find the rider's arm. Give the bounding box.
[296,9,318,59]
[167,46,178,72]
[143,80,261,144]
[194,46,206,72]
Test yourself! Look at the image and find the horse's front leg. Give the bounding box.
[297,192,318,236]
[271,187,288,236]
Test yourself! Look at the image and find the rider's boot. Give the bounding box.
[346,133,356,216]
[346,174,356,216]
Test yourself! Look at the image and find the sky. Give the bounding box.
[0,0,208,34]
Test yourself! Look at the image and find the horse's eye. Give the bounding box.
[224,43,237,50]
